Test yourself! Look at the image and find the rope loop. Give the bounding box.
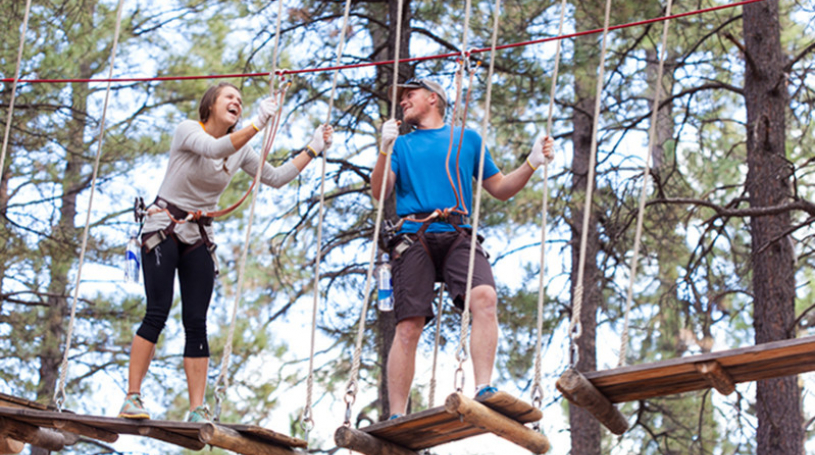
[455,343,469,364]
[344,381,358,405]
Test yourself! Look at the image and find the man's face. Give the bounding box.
[400,88,434,125]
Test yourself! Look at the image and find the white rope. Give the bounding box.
[453,0,478,393]
[532,0,568,413]
[569,0,614,368]
[457,0,504,394]
[428,284,445,407]
[0,0,32,191]
[214,0,287,420]
[327,0,387,427]
[54,0,126,409]
[618,0,674,367]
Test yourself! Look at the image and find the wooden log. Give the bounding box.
[199,423,300,455]
[445,393,550,454]
[0,437,24,454]
[695,360,736,395]
[334,426,419,455]
[556,368,629,435]
[53,419,118,443]
[479,391,543,423]
[138,425,205,450]
[0,417,65,452]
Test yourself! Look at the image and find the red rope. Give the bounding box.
[1,0,761,86]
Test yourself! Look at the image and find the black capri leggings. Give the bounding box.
[136,234,214,358]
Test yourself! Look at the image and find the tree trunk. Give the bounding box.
[373,0,412,420]
[742,1,802,454]
[568,5,602,452]
[34,6,97,455]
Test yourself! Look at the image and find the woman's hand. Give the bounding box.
[307,124,334,156]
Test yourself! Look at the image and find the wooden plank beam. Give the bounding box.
[138,425,205,451]
[695,360,736,395]
[0,417,66,452]
[445,393,550,454]
[52,419,118,443]
[335,426,419,455]
[0,437,23,454]
[199,423,300,455]
[556,368,629,435]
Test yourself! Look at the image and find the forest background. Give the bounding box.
[1,0,814,454]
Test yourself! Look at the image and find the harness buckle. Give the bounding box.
[133,197,146,224]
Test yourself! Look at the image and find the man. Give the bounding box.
[372,78,554,418]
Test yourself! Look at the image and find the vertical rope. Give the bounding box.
[54,0,126,408]
[343,0,404,424]
[457,0,501,393]
[428,284,445,407]
[0,0,32,190]
[569,0,614,368]
[618,0,674,367]
[531,0,568,417]
[214,0,287,421]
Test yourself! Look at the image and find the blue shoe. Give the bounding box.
[475,385,498,398]
[388,413,403,420]
[187,405,213,423]
[118,393,150,419]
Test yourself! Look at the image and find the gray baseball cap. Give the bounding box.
[394,78,448,105]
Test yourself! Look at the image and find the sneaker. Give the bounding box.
[388,413,403,421]
[118,393,150,419]
[475,385,498,399]
[187,405,213,423]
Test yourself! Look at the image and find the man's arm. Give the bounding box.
[482,135,555,201]
[371,152,397,201]
[371,119,400,201]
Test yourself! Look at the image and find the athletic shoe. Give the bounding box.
[388,413,404,420]
[475,385,498,398]
[118,393,150,419]
[187,405,213,423]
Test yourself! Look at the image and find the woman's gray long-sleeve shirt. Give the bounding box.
[143,120,299,244]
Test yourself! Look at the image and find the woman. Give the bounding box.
[118,82,333,423]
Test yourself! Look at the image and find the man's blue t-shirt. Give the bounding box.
[391,125,500,234]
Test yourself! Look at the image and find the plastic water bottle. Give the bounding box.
[125,235,141,284]
[377,254,393,311]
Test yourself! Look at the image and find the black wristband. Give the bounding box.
[305,145,319,159]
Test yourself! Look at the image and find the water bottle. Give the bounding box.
[125,234,141,284]
[377,254,393,311]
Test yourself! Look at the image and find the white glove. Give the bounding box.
[528,134,555,170]
[380,119,400,155]
[251,97,278,131]
[307,124,334,156]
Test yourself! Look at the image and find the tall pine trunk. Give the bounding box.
[568,3,602,452]
[374,0,412,420]
[742,1,802,453]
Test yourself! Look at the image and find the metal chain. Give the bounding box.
[54,0,126,409]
